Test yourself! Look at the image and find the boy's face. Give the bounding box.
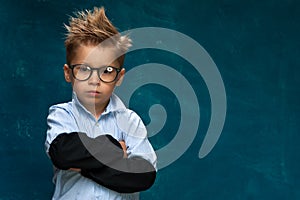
[63,44,125,114]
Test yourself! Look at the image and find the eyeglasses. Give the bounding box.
[68,64,122,83]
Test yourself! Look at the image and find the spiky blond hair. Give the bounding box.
[64,7,131,66]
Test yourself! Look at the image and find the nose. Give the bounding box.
[88,70,100,85]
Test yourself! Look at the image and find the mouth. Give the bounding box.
[86,90,101,96]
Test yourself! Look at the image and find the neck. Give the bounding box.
[85,102,108,120]
[73,93,110,120]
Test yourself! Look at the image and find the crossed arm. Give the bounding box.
[69,140,127,172]
[49,132,156,193]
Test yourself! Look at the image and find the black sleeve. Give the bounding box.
[49,132,156,193]
[49,132,124,170]
[81,156,156,193]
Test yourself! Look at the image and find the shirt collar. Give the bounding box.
[72,92,126,118]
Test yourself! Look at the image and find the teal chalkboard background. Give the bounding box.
[0,0,299,199]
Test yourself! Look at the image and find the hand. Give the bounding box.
[119,140,127,158]
[69,168,81,172]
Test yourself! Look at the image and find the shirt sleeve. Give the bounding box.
[45,104,78,153]
[115,110,157,170]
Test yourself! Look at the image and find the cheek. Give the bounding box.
[72,81,85,93]
[103,83,116,92]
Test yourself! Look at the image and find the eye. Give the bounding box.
[79,65,91,72]
[104,66,114,73]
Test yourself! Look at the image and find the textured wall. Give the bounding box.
[0,0,299,199]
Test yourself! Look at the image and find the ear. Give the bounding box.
[63,64,72,83]
[116,68,125,86]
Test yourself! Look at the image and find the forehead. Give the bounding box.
[72,44,120,67]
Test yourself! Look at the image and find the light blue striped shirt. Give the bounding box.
[45,92,157,200]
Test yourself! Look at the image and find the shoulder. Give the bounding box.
[112,95,143,123]
[48,101,73,117]
[111,94,144,122]
[115,108,147,137]
[118,109,142,121]
[109,93,127,111]
[110,93,140,119]
[46,101,77,131]
[110,94,147,136]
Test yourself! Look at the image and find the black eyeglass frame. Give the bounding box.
[68,64,122,83]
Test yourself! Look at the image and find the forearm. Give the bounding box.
[49,132,124,170]
[81,156,156,193]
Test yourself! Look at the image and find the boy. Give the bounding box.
[45,7,157,200]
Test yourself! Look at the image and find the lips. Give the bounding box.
[86,90,101,96]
